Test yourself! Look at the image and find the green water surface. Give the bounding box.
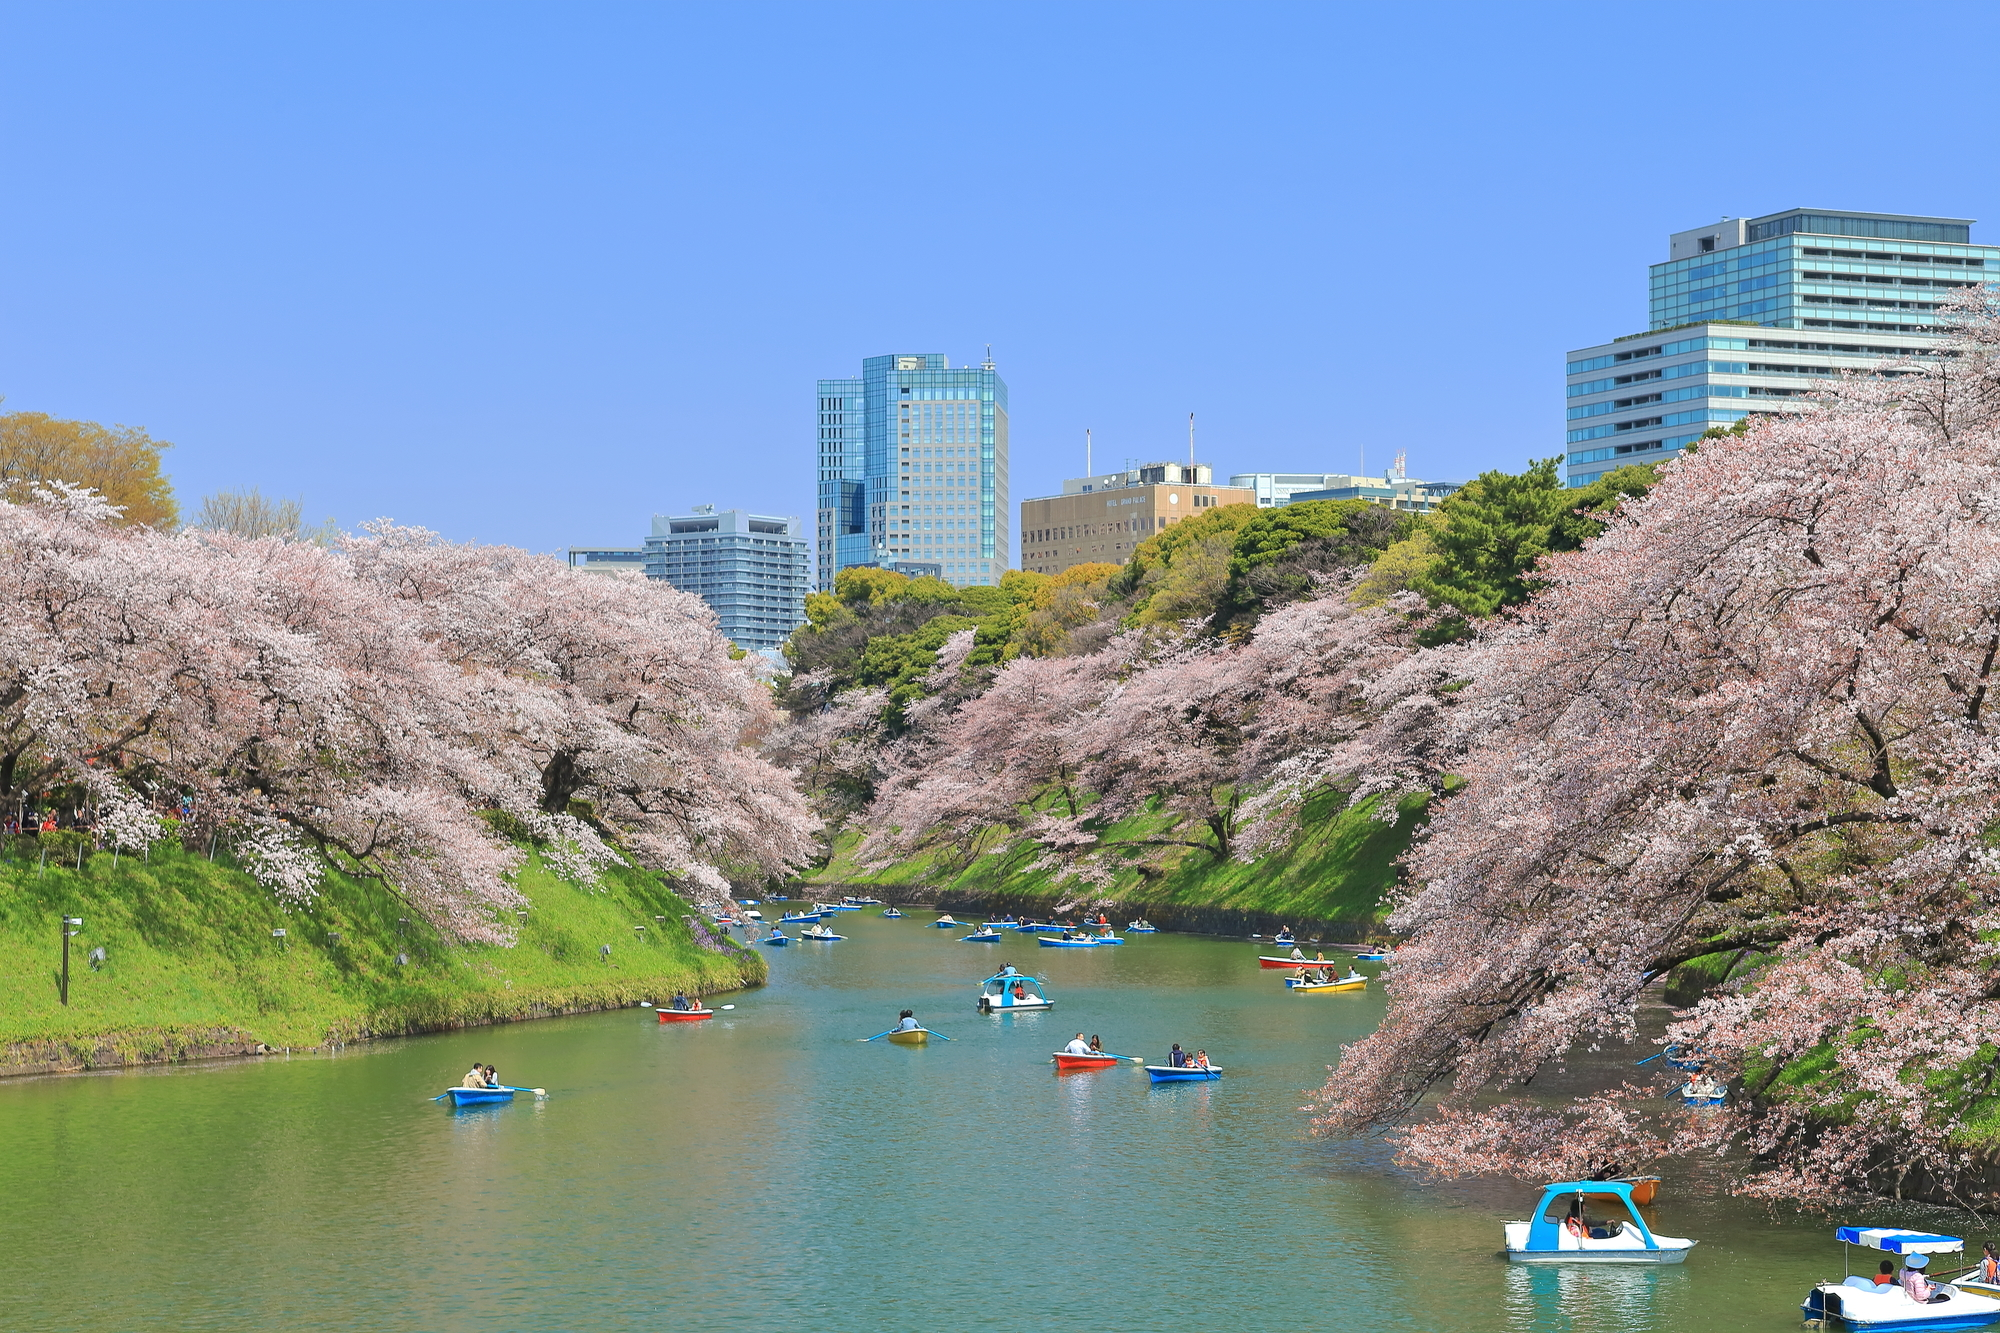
[0,912,1978,1331]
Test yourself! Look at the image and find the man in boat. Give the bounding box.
[1168,1043,1186,1067]
[1064,1033,1092,1055]
[463,1062,489,1089]
[1290,945,1306,961]
[670,992,691,1011]
[894,1010,921,1033]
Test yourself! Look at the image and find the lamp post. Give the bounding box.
[58,916,82,1005]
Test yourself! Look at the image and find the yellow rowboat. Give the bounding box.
[885,1028,931,1045]
[1286,974,1367,993]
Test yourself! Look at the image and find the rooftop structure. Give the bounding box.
[566,546,646,576]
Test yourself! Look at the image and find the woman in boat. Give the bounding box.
[1902,1253,1938,1303]
[1088,1035,1103,1053]
[1065,1033,1092,1055]
[483,1065,500,1089]
[1290,946,1306,960]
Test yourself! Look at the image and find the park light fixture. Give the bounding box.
[57,915,84,1005]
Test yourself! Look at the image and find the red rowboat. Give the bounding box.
[1053,1051,1121,1071]
[1258,955,1334,969]
[656,1007,714,1022]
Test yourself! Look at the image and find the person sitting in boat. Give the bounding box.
[1168,1043,1186,1067]
[1088,1035,1103,1053]
[1874,1260,1896,1286]
[463,1062,490,1089]
[1000,963,1017,976]
[894,1010,921,1033]
[1979,1243,2000,1284]
[670,992,691,1011]
[1314,951,1328,964]
[1192,1050,1210,1070]
[484,1065,500,1088]
[1902,1254,1945,1303]
[1289,946,1306,960]
[1011,981,1028,1000]
[1065,1033,1092,1055]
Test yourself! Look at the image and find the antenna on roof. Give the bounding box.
[982,344,994,371]
[1086,428,1092,477]
[1188,413,1195,469]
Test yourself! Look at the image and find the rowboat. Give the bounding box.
[1258,955,1336,969]
[1806,1226,2000,1328]
[1091,933,1124,945]
[1146,1064,1221,1083]
[741,910,763,921]
[1053,1051,1122,1071]
[1505,1180,1695,1264]
[977,970,1054,1012]
[1273,933,1295,947]
[843,896,882,905]
[656,1005,714,1022]
[983,918,1020,930]
[1354,950,1391,962]
[1127,920,1157,932]
[1679,1075,1725,1107]
[760,930,792,947]
[819,902,860,912]
[1039,934,1098,948]
[885,1028,931,1045]
[1286,972,1367,992]
[798,926,845,941]
[443,1085,516,1106]
[961,929,1003,942]
[932,916,962,929]
[779,911,821,924]
[881,908,904,918]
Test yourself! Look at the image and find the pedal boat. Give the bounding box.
[798,925,845,941]
[932,915,962,929]
[1503,1180,1694,1264]
[881,908,904,918]
[1286,971,1367,992]
[961,928,1003,942]
[977,970,1054,1012]
[1053,1050,1122,1071]
[1127,920,1157,932]
[760,929,792,947]
[443,1085,516,1106]
[1039,932,1099,948]
[1803,1227,2000,1329]
[656,1005,714,1022]
[1146,1063,1221,1082]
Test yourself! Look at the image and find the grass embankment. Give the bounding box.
[805,789,1427,930]
[0,841,762,1072]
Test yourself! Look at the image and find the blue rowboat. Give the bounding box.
[961,929,1003,942]
[1038,935,1098,948]
[1127,922,1157,932]
[780,912,822,924]
[798,928,845,941]
[761,931,792,947]
[1090,934,1125,946]
[1273,934,1295,947]
[1354,951,1390,962]
[444,1085,516,1106]
[1146,1064,1221,1083]
[881,908,904,918]
[819,902,861,912]
[931,917,962,929]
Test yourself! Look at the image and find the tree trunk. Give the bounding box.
[540,749,583,814]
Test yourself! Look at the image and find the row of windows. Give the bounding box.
[1568,431,1707,467]
[1804,295,1945,311]
[1569,382,1713,419]
[1568,360,1751,397]
[1568,335,1750,374]
[1802,247,1985,265]
[1568,407,1746,443]
[1799,272,1979,289]
[1567,331,1949,377]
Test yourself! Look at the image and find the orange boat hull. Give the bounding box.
[1053,1052,1120,1071]
[657,1009,714,1022]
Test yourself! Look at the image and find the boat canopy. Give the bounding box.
[1836,1227,1964,1254]
[982,971,1042,986]
[1523,1181,1660,1253]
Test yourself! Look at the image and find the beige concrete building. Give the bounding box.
[1019,462,1256,576]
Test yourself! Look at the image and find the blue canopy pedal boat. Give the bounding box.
[1146,1062,1221,1083]
[1503,1180,1694,1264]
[1803,1228,2000,1330]
[976,969,1053,1012]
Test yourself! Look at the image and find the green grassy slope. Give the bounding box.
[0,841,762,1066]
[805,789,1426,927]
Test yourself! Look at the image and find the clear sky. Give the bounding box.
[5,1,1998,553]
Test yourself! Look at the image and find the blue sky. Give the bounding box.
[5,2,1998,553]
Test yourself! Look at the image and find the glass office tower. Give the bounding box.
[816,353,1009,591]
[644,506,808,652]
[1563,208,1999,487]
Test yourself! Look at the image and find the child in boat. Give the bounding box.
[894,1010,921,1033]
[1065,1034,1092,1055]
[1193,1051,1210,1070]
[1980,1244,2000,1283]
[1874,1260,1896,1286]
[1902,1254,1938,1303]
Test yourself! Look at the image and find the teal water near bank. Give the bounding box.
[0,913,1978,1331]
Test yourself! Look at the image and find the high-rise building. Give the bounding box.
[817,353,1008,591]
[644,505,808,652]
[1564,208,1997,487]
[1020,462,1254,576]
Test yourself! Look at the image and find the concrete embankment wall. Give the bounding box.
[796,884,1388,945]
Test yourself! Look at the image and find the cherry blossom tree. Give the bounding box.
[1312,294,2000,1203]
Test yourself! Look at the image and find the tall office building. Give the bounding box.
[1565,208,1997,487]
[644,506,809,652]
[816,353,1009,591]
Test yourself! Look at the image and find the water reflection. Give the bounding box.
[1504,1263,1685,1332]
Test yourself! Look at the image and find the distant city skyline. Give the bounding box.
[6,5,1999,557]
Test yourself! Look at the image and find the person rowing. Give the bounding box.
[894,1010,921,1033]
[670,992,692,1011]
[1064,1033,1092,1055]
[1290,945,1306,960]
[462,1062,489,1089]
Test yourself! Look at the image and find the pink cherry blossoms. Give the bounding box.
[0,493,815,941]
